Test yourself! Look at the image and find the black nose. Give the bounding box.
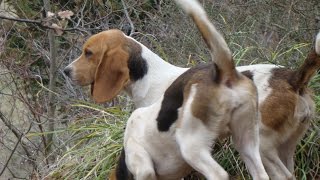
[64,67,71,77]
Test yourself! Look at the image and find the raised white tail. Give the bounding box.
[175,0,237,82]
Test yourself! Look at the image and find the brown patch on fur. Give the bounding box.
[182,64,220,123]
[190,73,256,141]
[260,69,301,132]
[157,63,219,131]
[260,69,297,131]
[261,49,320,132]
[190,83,220,123]
[191,74,256,123]
[189,67,255,124]
[241,70,253,80]
[289,50,320,94]
[262,98,297,132]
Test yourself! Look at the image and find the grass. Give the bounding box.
[46,94,319,179]
[45,101,128,180]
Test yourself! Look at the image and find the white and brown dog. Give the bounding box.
[64,0,320,179]
[112,0,268,179]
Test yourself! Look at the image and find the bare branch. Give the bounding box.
[0,122,32,176]
[0,111,34,160]
[121,0,135,36]
[41,0,58,164]
[0,15,89,34]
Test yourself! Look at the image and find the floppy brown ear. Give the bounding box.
[92,47,129,103]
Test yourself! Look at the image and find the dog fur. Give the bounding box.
[114,0,269,179]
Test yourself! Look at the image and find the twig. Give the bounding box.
[0,111,33,158]
[0,164,25,179]
[43,0,58,164]
[0,15,89,34]
[0,123,31,176]
[0,14,41,24]
[121,0,135,36]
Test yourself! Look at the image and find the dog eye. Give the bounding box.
[84,49,93,58]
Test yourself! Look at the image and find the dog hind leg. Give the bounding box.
[176,123,229,180]
[279,142,298,178]
[176,85,228,180]
[230,100,269,180]
[260,148,294,180]
[278,128,307,180]
[125,138,156,180]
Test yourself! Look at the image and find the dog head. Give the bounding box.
[64,29,147,103]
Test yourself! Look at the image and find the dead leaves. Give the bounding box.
[57,10,74,20]
[45,10,74,36]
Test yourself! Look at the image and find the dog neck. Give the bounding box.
[125,39,187,108]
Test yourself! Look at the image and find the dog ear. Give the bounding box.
[91,47,129,103]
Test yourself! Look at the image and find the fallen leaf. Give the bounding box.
[47,11,55,18]
[51,23,63,36]
[58,10,74,20]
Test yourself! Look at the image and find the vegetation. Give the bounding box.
[0,0,319,179]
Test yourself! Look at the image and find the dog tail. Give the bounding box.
[175,0,237,82]
[290,31,320,93]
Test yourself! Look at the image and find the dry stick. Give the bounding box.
[0,15,89,34]
[0,133,23,176]
[121,0,135,36]
[1,70,47,167]
[0,120,32,176]
[43,0,58,164]
[0,111,33,159]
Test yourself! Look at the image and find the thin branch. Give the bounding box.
[121,0,135,36]
[43,0,59,164]
[0,14,41,24]
[0,111,33,159]
[0,137,21,176]
[0,15,89,34]
[0,123,32,176]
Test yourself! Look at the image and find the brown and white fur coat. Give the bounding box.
[64,0,320,179]
[113,0,268,179]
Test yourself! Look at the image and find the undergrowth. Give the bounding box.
[44,101,128,179]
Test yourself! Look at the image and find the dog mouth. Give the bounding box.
[67,76,93,87]
[67,77,80,85]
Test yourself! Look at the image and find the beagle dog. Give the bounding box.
[112,0,269,179]
[63,0,320,179]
